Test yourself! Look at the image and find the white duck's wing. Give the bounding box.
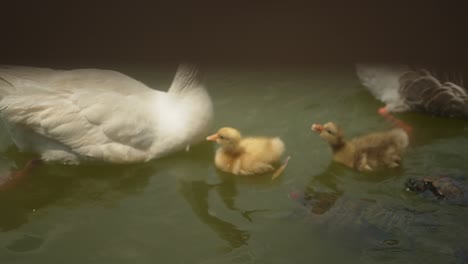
[0,66,156,95]
[0,67,161,163]
[399,70,468,119]
[0,66,63,96]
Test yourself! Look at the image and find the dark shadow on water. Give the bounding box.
[0,147,157,232]
[293,163,346,215]
[292,165,404,257]
[296,162,402,215]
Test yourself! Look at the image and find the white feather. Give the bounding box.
[356,64,411,112]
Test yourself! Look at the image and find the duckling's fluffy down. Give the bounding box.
[239,137,285,164]
[312,122,409,171]
[208,127,286,176]
[216,136,285,175]
[351,128,408,152]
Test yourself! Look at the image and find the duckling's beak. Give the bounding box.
[311,124,323,133]
[206,133,219,141]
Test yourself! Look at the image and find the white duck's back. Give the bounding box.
[0,64,213,164]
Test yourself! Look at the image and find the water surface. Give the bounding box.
[0,65,467,263]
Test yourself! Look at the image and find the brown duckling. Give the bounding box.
[206,127,289,178]
[311,122,409,171]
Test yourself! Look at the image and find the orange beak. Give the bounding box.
[206,133,219,141]
[378,107,389,116]
[311,124,323,133]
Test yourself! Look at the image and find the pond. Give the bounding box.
[0,64,467,263]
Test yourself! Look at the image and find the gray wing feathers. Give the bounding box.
[356,64,468,119]
[399,70,468,119]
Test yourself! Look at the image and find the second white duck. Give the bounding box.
[356,64,468,119]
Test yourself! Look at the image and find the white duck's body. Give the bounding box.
[356,64,468,119]
[0,64,213,164]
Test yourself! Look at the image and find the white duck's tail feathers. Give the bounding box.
[168,63,204,94]
[355,63,410,109]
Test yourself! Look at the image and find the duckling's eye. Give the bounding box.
[219,135,225,140]
[326,129,335,135]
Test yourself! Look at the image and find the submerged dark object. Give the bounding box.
[0,159,42,191]
[406,175,468,203]
[289,189,437,235]
[289,190,341,215]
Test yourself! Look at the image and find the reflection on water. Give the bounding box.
[178,179,250,248]
[291,164,344,215]
[0,152,155,232]
[398,113,468,148]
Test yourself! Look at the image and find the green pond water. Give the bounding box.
[0,65,467,263]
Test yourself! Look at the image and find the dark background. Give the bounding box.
[1,1,467,68]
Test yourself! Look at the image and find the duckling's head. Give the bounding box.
[311,122,344,148]
[206,127,242,149]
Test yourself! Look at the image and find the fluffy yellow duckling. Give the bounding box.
[206,127,289,178]
[311,122,409,171]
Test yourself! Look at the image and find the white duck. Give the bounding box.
[0,64,214,164]
[356,64,468,119]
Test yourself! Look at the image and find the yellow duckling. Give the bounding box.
[311,122,409,171]
[206,127,290,178]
